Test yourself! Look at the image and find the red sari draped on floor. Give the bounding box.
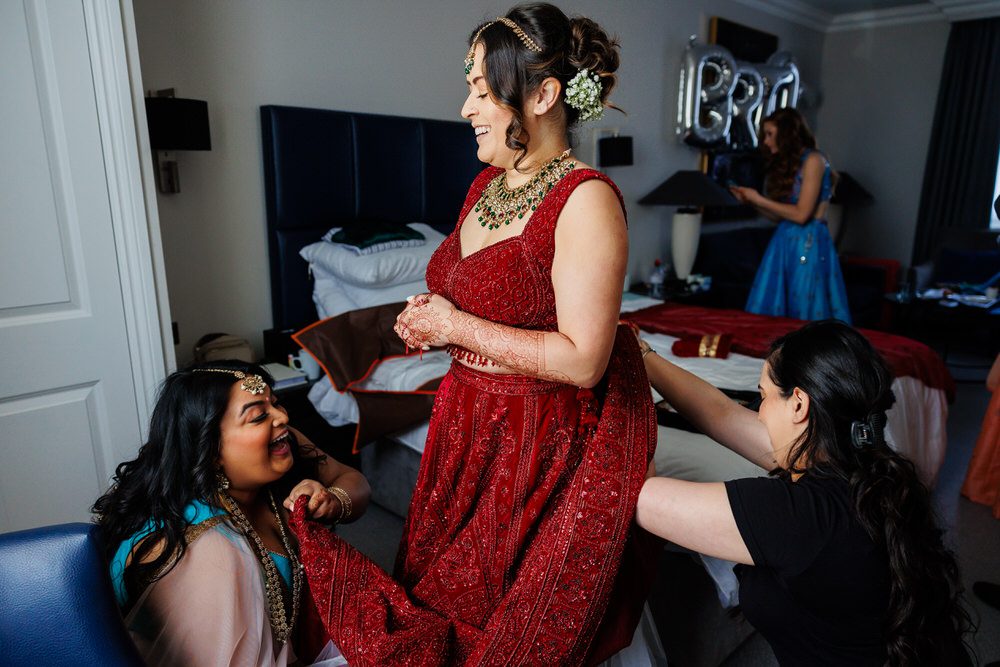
[289,168,658,665]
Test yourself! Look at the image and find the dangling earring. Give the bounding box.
[216,470,231,491]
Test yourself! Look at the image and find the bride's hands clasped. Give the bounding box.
[394,293,457,350]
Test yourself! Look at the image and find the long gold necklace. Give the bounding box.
[475,149,575,230]
[220,490,303,645]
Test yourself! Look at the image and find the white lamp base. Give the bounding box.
[671,211,701,280]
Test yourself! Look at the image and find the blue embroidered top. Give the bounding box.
[110,499,292,607]
[789,149,833,210]
[745,148,852,323]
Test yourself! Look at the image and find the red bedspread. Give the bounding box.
[622,303,955,402]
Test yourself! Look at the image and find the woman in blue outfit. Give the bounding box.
[731,108,851,323]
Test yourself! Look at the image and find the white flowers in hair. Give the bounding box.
[565,69,604,122]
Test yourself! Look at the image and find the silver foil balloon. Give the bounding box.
[730,61,764,149]
[677,40,737,147]
[758,51,800,118]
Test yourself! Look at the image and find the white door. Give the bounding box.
[0,0,168,532]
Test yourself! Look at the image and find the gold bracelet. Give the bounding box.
[326,485,352,523]
[641,347,655,358]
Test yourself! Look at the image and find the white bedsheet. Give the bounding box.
[642,334,949,486]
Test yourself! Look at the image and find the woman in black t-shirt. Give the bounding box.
[635,320,971,665]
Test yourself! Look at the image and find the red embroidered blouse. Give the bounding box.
[425,166,626,332]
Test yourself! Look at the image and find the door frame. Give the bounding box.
[84,0,175,433]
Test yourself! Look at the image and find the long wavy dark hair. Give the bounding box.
[761,107,822,202]
[767,321,972,665]
[470,2,621,171]
[92,360,324,607]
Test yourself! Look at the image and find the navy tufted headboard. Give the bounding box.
[261,105,483,330]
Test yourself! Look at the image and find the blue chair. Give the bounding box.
[0,523,143,666]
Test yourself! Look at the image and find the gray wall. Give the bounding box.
[816,20,949,268]
[132,0,825,363]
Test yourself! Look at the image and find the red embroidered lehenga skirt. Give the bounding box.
[291,328,657,665]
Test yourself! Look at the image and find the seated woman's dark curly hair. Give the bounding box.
[92,360,324,607]
[469,2,621,171]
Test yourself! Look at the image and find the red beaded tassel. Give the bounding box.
[447,345,492,367]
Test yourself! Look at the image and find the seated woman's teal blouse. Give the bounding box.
[110,500,293,607]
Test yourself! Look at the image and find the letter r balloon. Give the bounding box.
[677,40,801,151]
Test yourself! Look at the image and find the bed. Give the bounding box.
[261,103,482,519]
[262,104,954,665]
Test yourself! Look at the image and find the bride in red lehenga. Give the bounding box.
[289,4,660,664]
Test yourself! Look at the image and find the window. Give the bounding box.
[992,146,1000,230]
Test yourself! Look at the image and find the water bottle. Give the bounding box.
[648,259,665,299]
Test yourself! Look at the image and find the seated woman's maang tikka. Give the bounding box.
[196,368,267,395]
[465,17,542,75]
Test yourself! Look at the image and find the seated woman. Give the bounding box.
[93,360,370,666]
[635,320,971,665]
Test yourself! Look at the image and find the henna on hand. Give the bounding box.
[397,294,456,348]
[397,295,579,384]
[448,310,573,383]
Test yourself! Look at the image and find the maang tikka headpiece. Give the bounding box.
[195,368,267,395]
[465,17,543,75]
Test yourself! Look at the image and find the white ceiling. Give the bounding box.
[736,0,1000,31]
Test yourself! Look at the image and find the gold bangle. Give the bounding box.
[641,347,655,358]
[326,485,352,522]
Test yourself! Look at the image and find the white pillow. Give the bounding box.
[300,222,446,288]
[321,228,426,256]
[342,278,428,310]
[310,268,357,320]
[311,263,427,319]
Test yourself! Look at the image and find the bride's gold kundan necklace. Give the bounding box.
[475,149,575,230]
[220,490,302,645]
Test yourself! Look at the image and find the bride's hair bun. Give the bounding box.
[567,16,620,108]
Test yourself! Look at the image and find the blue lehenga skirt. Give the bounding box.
[745,219,851,323]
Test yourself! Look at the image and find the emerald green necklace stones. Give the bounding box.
[475,150,575,230]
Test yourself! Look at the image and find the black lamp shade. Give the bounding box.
[829,171,873,205]
[598,136,633,168]
[145,97,211,151]
[639,170,738,207]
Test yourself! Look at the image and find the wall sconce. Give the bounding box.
[144,90,211,194]
[597,135,633,168]
[639,170,738,279]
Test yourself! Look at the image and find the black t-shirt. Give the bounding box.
[725,472,890,666]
